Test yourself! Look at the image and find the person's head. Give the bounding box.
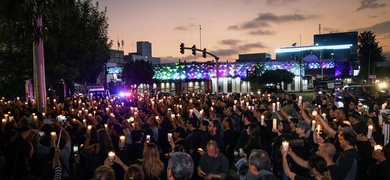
[348,101,357,110]
[348,111,361,123]
[206,140,219,157]
[316,143,336,160]
[131,130,143,143]
[208,120,221,135]
[124,164,145,180]
[289,117,299,130]
[167,152,194,180]
[307,155,331,178]
[143,142,164,177]
[335,108,346,121]
[147,116,157,127]
[338,127,357,149]
[186,118,199,130]
[248,149,271,174]
[279,120,292,134]
[94,165,115,180]
[296,121,310,134]
[368,116,381,132]
[97,129,114,153]
[246,123,260,138]
[222,117,235,130]
[200,120,209,131]
[242,110,254,124]
[173,127,187,139]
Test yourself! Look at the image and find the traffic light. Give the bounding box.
[180,43,184,54]
[202,48,207,58]
[192,45,196,55]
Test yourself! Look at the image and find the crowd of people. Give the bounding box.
[0,87,389,180]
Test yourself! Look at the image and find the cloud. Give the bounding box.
[354,21,390,37]
[357,0,386,11]
[210,49,238,57]
[228,12,319,30]
[238,42,267,52]
[173,24,196,31]
[219,39,241,46]
[266,0,299,5]
[248,29,275,35]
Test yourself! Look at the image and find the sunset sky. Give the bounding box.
[97,0,390,63]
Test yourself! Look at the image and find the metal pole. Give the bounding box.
[33,15,47,113]
[199,25,202,49]
[216,58,219,95]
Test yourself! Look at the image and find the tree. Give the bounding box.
[358,31,386,81]
[258,69,295,87]
[122,59,155,90]
[0,0,111,97]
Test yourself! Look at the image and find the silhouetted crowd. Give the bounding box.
[0,88,390,180]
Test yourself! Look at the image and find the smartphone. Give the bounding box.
[73,144,79,156]
[146,135,151,143]
[38,131,45,137]
[56,115,67,122]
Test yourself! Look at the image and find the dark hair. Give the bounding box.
[307,155,331,179]
[223,117,235,130]
[174,127,187,138]
[339,127,357,146]
[242,110,254,123]
[201,120,209,127]
[212,120,222,134]
[94,165,115,180]
[280,120,292,134]
[131,130,143,142]
[245,123,262,149]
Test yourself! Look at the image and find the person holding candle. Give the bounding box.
[222,117,237,164]
[235,110,254,155]
[270,120,292,177]
[198,140,229,180]
[287,121,312,178]
[282,152,332,180]
[334,127,361,180]
[367,143,390,180]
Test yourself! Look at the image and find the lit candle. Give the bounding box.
[261,115,264,126]
[367,125,373,139]
[53,99,56,103]
[108,151,115,161]
[87,125,92,132]
[170,114,175,119]
[168,133,173,141]
[85,110,88,115]
[151,101,155,109]
[104,124,108,131]
[234,100,237,104]
[50,132,56,138]
[189,99,193,104]
[119,135,126,144]
[298,96,302,106]
[233,105,237,111]
[105,108,109,113]
[317,124,321,138]
[246,102,249,107]
[88,113,92,117]
[2,118,7,125]
[272,103,276,113]
[273,119,277,129]
[312,110,317,117]
[374,144,383,152]
[42,113,46,117]
[311,120,316,131]
[83,119,87,127]
[322,113,326,120]
[282,141,289,151]
[4,114,8,120]
[276,102,280,111]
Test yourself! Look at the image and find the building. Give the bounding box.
[151,31,359,93]
[237,53,271,62]
[125,41,161,65]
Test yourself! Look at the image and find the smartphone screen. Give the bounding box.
[38,131,45,136]
[73,145,78,156]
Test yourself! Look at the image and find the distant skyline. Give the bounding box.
[97,0,390,63]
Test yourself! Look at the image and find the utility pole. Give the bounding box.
[180,43,220,95]
[33,14,47,113]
